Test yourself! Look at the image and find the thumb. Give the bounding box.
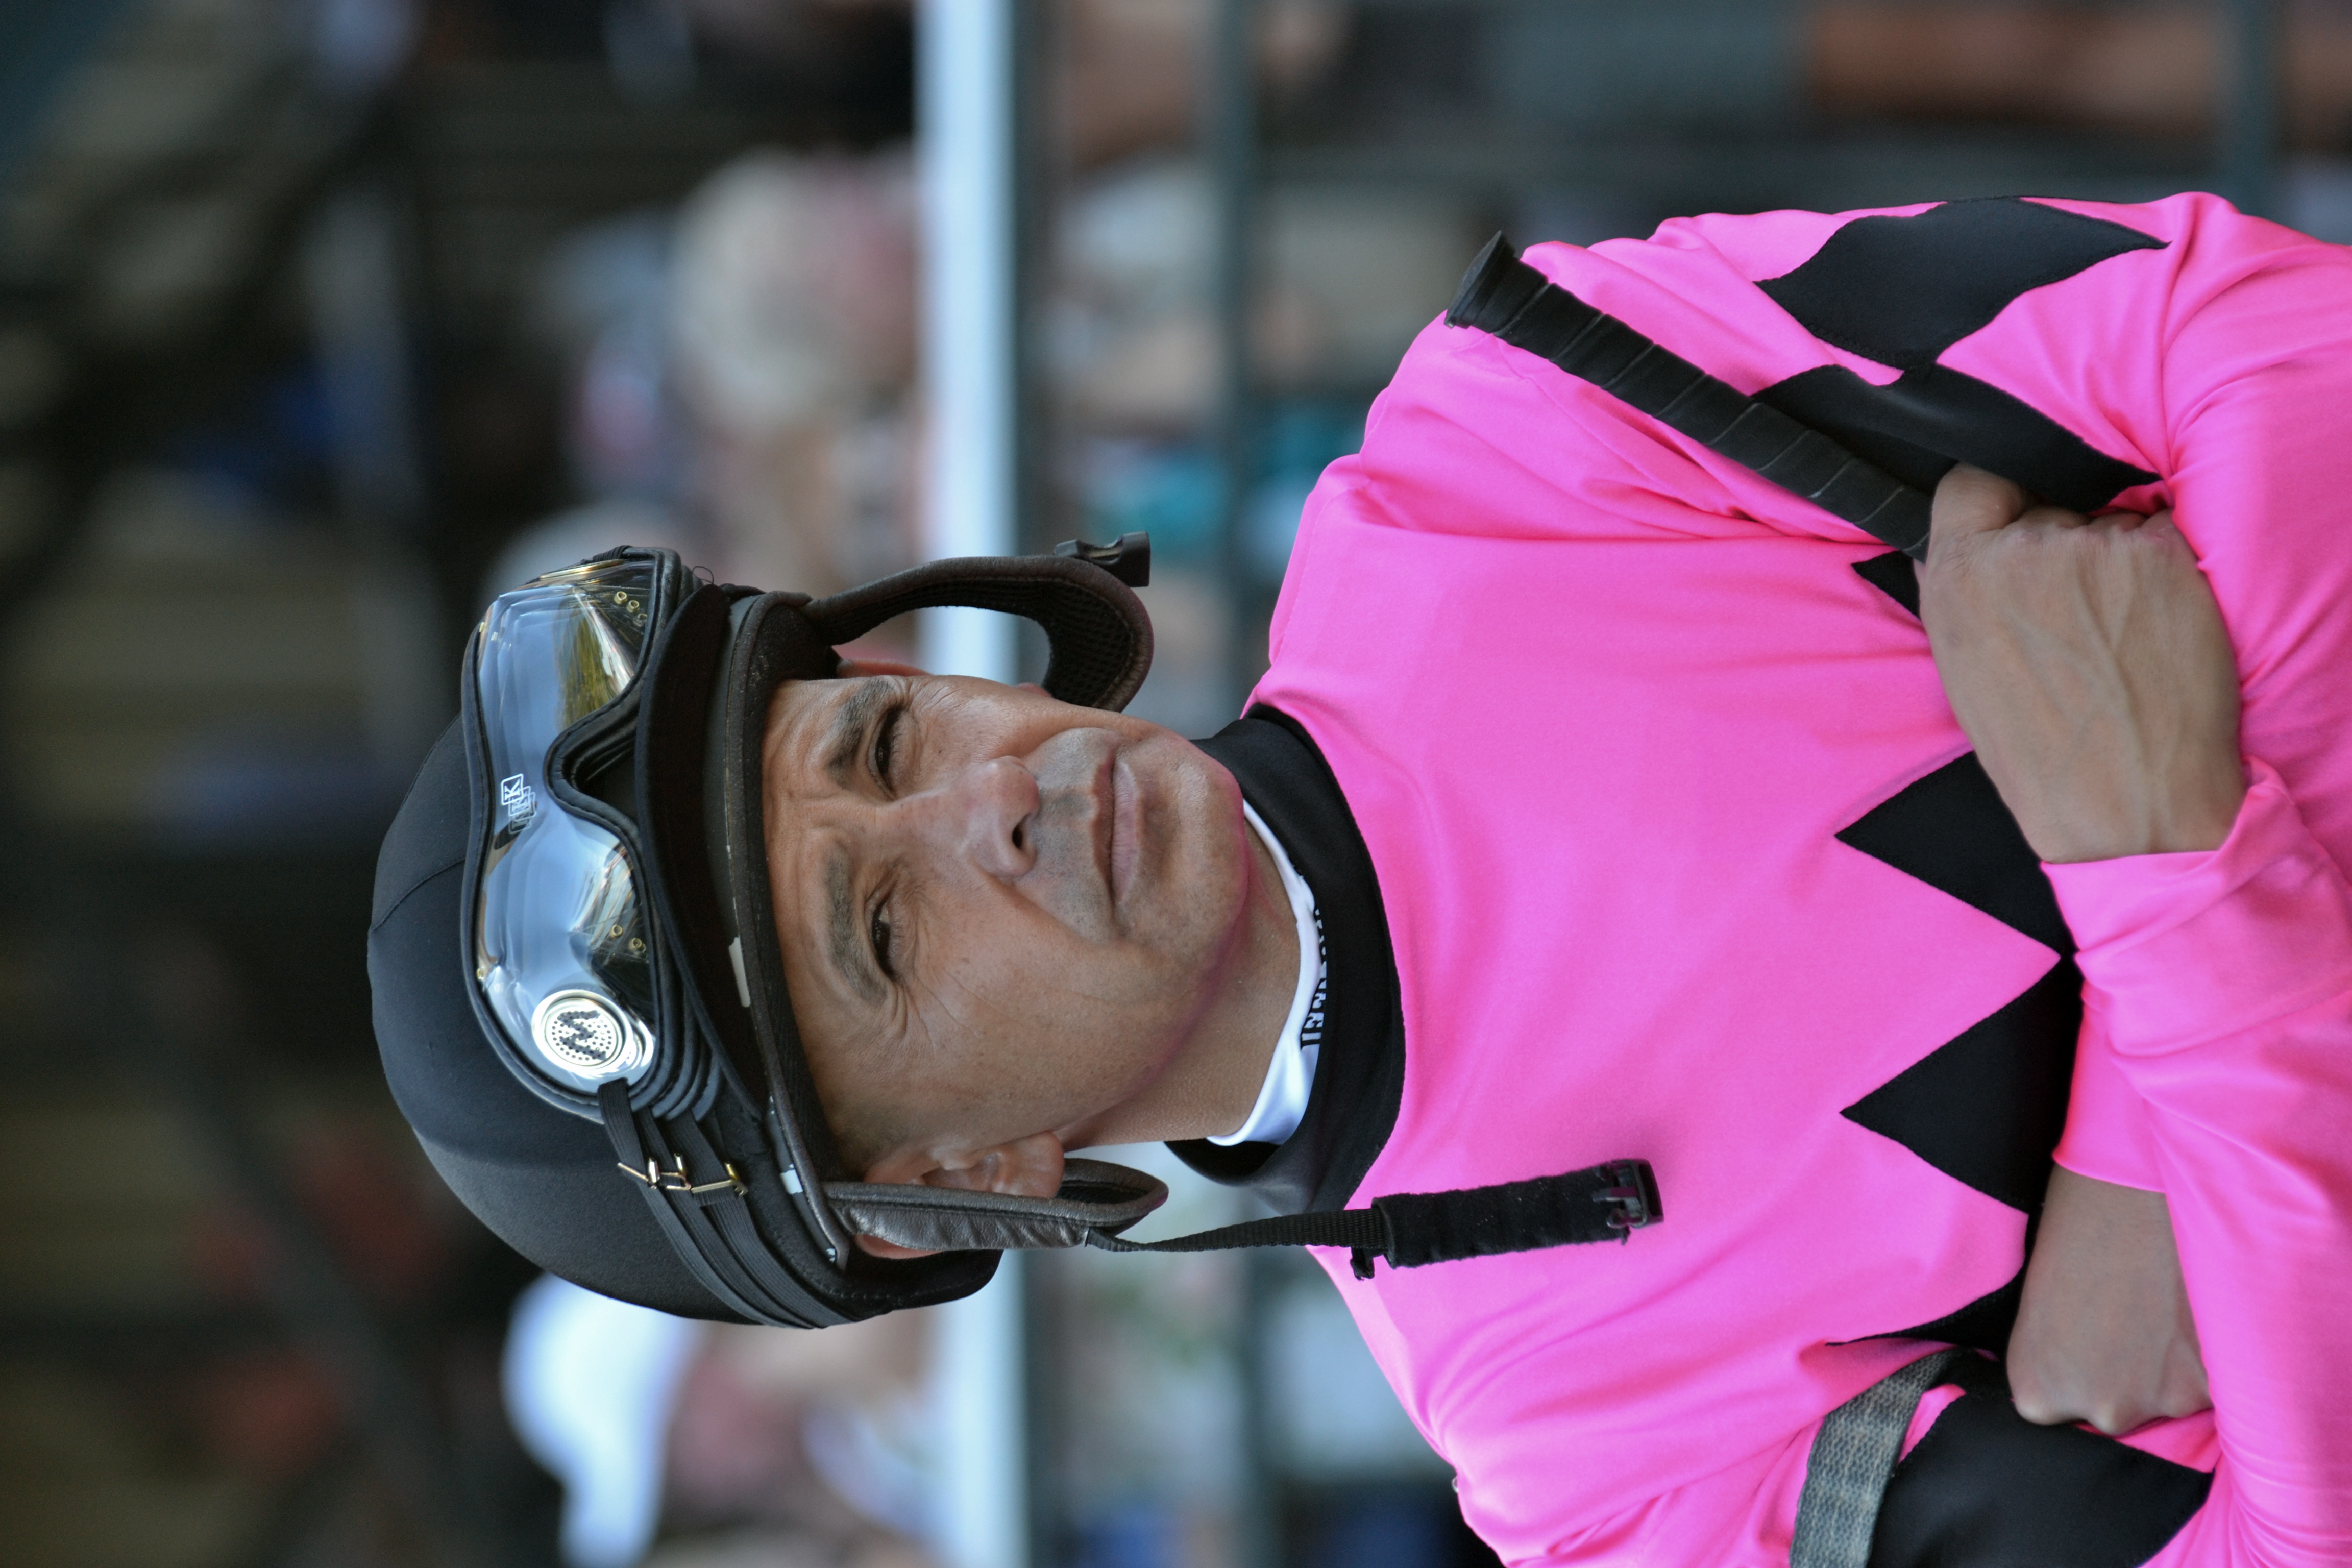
[1930,463,2030,555]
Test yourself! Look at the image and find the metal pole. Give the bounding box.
[1236,1248,1284,1568]
[1209,0,1260,715]
[1206,19,1284,1566]
[933,1256,1032,1568]
[917,6,1031,1567]
[918,0,1021,684]
[2218,0,2283,218]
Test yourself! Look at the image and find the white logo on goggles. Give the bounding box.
[529,989,651,1081]
[500,773,537,828]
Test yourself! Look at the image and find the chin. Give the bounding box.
[1126,739,1253,961]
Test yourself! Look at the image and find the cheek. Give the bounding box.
[921,899,1157,1025]
[913,901,1192,1082]
[796,1007,910,1140]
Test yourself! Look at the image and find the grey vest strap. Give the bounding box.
[1790,1349,1968,1568]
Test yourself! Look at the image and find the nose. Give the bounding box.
[905,755,1039,879]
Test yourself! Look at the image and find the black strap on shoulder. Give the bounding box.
[1446,233,1935,560]
[1087,1158,1661,1280]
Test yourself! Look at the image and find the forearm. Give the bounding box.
[2046,763,2352,1560]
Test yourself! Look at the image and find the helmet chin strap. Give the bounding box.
[599,1080,845,1328]
[601,1063,1663,1314]
[829,1154,1664,1283]
[826,1159,1170,1252]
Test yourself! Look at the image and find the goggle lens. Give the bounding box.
[473,560,662,1090]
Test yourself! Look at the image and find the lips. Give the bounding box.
[1108,754,1142,910]
[1081,741,1143,916]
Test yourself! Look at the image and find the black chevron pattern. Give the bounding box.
[1839,557,2081,1351]
[1795,197,2174,1346]
[1759,198,2166,372]
[1842,957,2079,1215]
[1835,751,2072,962]
[1756,198,2166,514]
[1780,202,2159,1348]
[1782,199,2159,1249]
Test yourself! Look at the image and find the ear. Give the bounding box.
[850,1132,1066,1260]
[837,657,930,679]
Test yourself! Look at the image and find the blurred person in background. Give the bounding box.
[505,1273,936,1568]
[486,147,920,630]
[670,149,919,602]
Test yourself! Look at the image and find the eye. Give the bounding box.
[869,902,897,982]
[869,701,907,795]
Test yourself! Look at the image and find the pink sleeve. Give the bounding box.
[2051,1014,2164,1190]
[2044,762,2352,1566]
[2016,200,2352,1197]
[2014,220,2352,1540]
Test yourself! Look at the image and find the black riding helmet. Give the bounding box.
[369,536,1181,1326]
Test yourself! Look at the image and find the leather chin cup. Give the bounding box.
[825,1158,1169,1253]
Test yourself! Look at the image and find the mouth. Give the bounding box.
[1093,748,1142,911]
[1111,756,1142,908]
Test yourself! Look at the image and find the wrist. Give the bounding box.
[2032,764,2246,865]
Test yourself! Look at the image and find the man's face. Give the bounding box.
[762,672,1256,1175]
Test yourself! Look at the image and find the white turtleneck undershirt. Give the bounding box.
[1209,804,1326,1147]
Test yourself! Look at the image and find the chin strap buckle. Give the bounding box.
[1595,1159,1663,1238]
[620,1155,746,1198]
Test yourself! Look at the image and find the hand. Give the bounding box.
[2008,1167,2210,1434]
[1919,466,2245,863]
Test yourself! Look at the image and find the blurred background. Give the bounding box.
[0,1,2333,1565]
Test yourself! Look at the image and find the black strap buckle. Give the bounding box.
[1054,531,1151,587]
[1595,1159,1663,1237]
[619,1154,746,1198]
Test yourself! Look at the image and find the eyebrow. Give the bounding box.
[824,849,884,1003]
[823,679,892,789]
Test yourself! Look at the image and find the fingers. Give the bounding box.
[1930,465,2117,564]
[1930,463,2031,551]
[1919,474,2242,861]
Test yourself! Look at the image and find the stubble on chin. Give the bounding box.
[1137,741,1258,966]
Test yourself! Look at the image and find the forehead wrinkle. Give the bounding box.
[823,678,891,789]
[824,849,885,1005]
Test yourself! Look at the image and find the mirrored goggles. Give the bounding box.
[470,556,668,1100]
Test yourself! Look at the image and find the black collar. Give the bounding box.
[1173,707,1405,1214]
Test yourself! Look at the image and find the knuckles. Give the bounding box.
[1925,505,2193,610]
[2008,1379,2063,1427]
[2083,1400,2147,1437]
[2012,1377,2153,1437]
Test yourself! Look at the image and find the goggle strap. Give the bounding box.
[664,1106,841,1310]
[599,1082,818,1327]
